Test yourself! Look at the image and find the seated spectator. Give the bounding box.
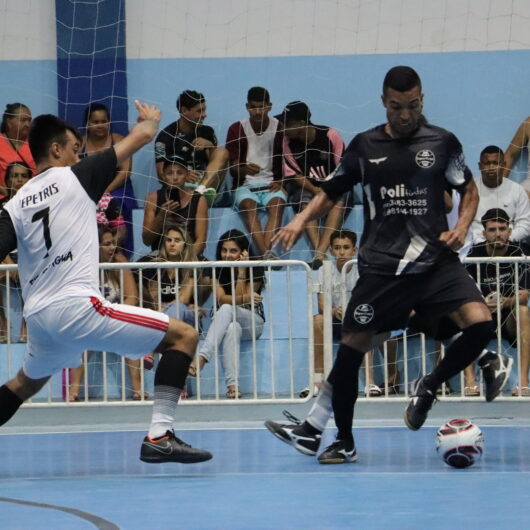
[68,227,147,401]
[0,103,34,198]
[503,115,530,194]
[465,209,529,396]
[142,153,208,256]
[226,87,285,261]
[0,162,32,341]
[154,90,229,206]
[280,101,353,268]
[81,102,135,253]
[140,225,204,328]
[189,229,265,399]
[470,145,530,245]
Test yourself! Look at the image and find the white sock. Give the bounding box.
[148,385,182,439]
[196,184,206,194]
[306,380,332,432]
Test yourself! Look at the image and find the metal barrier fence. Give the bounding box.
[1,256,529,406]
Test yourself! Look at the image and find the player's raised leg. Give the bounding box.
[139,316,212,464]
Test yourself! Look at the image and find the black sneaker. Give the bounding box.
[264,420,321,456]
[140,430,213,464]
[404,377,436,431]
[479,351,514,402]
[317,439,357,464]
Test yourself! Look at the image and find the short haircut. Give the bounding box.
[29,114,82,164]
[383,66,422,95]
[330,229,357,247]
[481,208,510,228]
[1,102,30,134]
[176,90,205,111]
[84,102,110,125]
[247,86,270,104]
[480,145,504,159]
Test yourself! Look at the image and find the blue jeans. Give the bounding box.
[164,302,197,327]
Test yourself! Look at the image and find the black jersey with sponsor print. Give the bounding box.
[466,242,530,298]
[155,121,217,171]
[321,123,472,276]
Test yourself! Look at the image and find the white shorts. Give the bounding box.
[23,296,169,379]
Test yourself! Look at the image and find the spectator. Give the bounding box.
[470,145,530,245]
[465,208,529,396]
[68,227,147,401]
[225,87,285,260]
[0,103,34,198]
[0,162,32,342]
[503,116,530,193]
[155,90,229,206]
[280,101,353,269]
[141,225,204,328]
[81,102,135,254]
[142,153,208,256]
[189,229,265,399]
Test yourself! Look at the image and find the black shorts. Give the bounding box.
[342,256,485,337]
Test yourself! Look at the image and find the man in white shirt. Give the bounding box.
[0,101,212,465]
[470,145,530,245]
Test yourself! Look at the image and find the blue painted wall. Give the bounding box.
[127,50,530,201]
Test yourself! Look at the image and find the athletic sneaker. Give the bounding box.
[479,351,513,402]
[264,420,321,456]
[140,430,212,464]
[404,377,436,431]
[318,439,357,464]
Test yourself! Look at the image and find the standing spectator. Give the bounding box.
[0,103,34,198]
[281,101,353,269]
[68,227,147,401]
[143,153,208,256]
[503,116,530,193]
[189,230,265,399]
[155,90,229,206]
[226,87,285,260]
[465,209,528,396]
[81,102,135,254]
[470,145,530,245]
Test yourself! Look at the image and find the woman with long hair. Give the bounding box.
[189,229,265,398]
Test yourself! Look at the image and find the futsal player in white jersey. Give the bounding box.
[0,101,212,464]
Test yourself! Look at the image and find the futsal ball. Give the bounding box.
[435,419,484,468]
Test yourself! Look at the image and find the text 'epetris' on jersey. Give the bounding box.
[321,123,472,276]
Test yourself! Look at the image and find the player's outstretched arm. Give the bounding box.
[114,100,161,165]
[272,191,335,252]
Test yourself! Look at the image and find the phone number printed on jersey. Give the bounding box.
[383,198,428,216]
[383,206,428,216]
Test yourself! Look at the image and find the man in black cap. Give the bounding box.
[280,101,353,269]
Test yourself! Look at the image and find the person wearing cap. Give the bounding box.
[225,87,286,261]
[154,90,228,206]
[142,152,208,257]
[464,208,530,396]
[280,101,353,269]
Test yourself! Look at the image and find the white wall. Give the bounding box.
[126,0,530,59]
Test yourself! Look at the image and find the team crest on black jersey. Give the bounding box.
[353,304,374,324]
[415,149,435,168]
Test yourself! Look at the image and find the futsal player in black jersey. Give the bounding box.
[265,66,512,464]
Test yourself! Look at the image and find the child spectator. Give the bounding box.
[142,153,208,256]
[189,229,265,399]
[226,87,285,261]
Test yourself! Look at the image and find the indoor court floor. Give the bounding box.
[0,422,529,529]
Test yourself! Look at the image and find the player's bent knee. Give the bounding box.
[162,318,199,354]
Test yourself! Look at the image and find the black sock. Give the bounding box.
[0,385,23,426]
[302,421,322,435]
[155,350,192,389]
[327,344,365,443]
[426,320,496,391]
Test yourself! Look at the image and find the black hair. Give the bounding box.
[176,90,205,111]
[1,103,30,134]
[480,145,504,159]
[28,114,82,164]
[330,229,357,247]
[247,86,270,104]
[215,229,250,261]
[383,66,422,95]
[98,224,116,242]
[481,208,510,228]
[84,102,110,126]
[5,161,31,186]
